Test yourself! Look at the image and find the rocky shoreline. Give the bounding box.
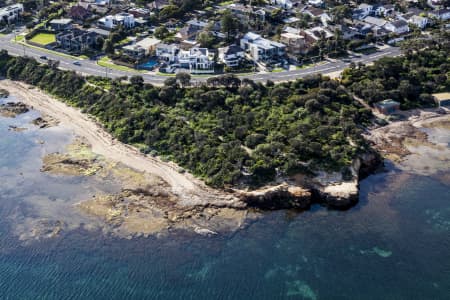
[3,83,448,238]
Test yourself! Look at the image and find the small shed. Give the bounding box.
[432,92,450,107]
[374,99,400,114]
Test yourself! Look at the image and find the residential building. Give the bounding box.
[0,3,24,24]
[129,8,150,18]
[308,0,323,7]
[98,13,135,29]
[227,4,266,23]
[363,16,387,28]
[156,43,178,63]
[304,7,331,25]
[218,45,245,67]
[384,20,410,34]
[374,99,400,114]
[122,37,160,58]
[280,32,306,56]
[352,4,374,20]
[374,4,395,17]
[49,18,73,31]
[432,93,450,107]
[56,28,100,52]
[408,15,429,29]
[429,9,450,21]
[271,0,293,9]
[240,32,286,62]
[69,5,92,21]
[178,47,214,73]
[303,26,334,46]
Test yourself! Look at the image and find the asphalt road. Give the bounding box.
[0,31,402,85]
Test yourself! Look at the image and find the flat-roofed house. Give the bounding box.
[433,93,450,107]
[0,3,23,24]
[49,18,73,31]
[374,99,400,114]
[240,32,286,62]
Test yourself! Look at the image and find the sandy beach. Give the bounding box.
[0,79,240,207]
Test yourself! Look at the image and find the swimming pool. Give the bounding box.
[138,59,159,70]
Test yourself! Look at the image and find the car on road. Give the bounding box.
[342,58,351,62]
[39,56,47,60]
[73,61,81,66]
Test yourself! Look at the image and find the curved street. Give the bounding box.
[0,31,401,85]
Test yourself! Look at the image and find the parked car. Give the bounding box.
[39,56,47,60]
[73,61,81,66]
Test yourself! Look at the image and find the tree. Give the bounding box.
[176,72,191,87]
[154,26,170,40]
[130,75,144,87]
[221,10,238,42]
[197,31,215,48]
[102,39,114,55]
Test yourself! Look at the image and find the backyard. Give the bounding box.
[29,33,56,45]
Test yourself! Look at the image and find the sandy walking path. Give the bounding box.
[0,80,240,207]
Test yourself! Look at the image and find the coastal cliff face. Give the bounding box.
[237,150,383,210]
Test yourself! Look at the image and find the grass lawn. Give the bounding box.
[30,33,56,45]
[98,56,146,73]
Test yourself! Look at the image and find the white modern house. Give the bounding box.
[156,43,178,63]
[270,0,293,9]
[98,13,135,29]
[384,20,410,34]
[178,48,214,73]
[407,15,429,29]
[218,45,245,67]
[240,32,286,62]
[0,3,23,24]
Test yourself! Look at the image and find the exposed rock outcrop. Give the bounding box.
[238,183,312,210]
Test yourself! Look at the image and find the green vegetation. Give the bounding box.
[97,56,146,73]
[0,50,373,187]
[29,33,56,45]
[342,41,450,109]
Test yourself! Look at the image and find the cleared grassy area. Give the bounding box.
[29,33,56,45]
[97,56,146,73]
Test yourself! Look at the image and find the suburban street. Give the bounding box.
[0,31,402,85]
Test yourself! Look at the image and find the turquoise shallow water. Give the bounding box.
[1,99,450,299]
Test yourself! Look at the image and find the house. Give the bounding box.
[240,32,286,62]
[363,16,387,28]
[98,13,135,29]
[304,7,331,25]
[280,32,306,56]
[218,45,245,67]
[156,43,179,63]
[429,9,450,21]
[128,8,150,18]
[49,18,73,31]
[69,5,92,21]
[384,20,409,34]
[303,26,334,46]
[0,3,23,24]
[408,15,429,29]
[428,0,444,9]
[352,3,373,20]
[177,47,214,73]
[122,37,160,58]
[374,4,395,17]
[176,23,203,42]
[374,99,400,114]
[432,93,450,107]
[227,4,266,23]
[308,0,323,7]
[56,28,100,52]
[271,0,293,9]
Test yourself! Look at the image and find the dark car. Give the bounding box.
[40,56,47,60]
[73,61,81,66]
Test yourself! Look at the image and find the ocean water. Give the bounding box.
[1,98,450,299]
